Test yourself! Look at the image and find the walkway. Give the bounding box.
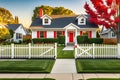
[63,46,74,50]
[0,73,120,80]
[51,59,77,73]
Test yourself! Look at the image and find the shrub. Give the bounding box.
[58,35,65,44]
[77,36,88,44]
[23,38,32,44]
[32,38,57,44]
[88,38,103,44]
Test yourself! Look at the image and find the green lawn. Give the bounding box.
[86,78,120,80]
[76,59,120,73]
[0,78,55,80]
[0,60,55,73]
[57,46,74,59]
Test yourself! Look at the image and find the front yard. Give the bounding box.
[76,59,120,73]
[0,59,55,73]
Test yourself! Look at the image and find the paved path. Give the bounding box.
[51,59,77,73]
[0,73,119,80]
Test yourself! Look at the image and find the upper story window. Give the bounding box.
[77,15,87,25]
[80,18,85,23]
[44,18,48,24]
[41,14,52,25]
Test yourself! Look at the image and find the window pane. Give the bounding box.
[57,31,62,37]
[45,19,48,23]
[40,31,44,38]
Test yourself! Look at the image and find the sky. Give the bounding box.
[0,0,91,28]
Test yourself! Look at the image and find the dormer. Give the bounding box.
[41,14,52,25]
[76,14,87,25]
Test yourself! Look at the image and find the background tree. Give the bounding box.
[32,5,75,21]
[0,27,10,42]
[84,0,120,43]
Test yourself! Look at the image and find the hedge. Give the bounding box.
[32,38,57,44]
[23,38,32,44]
[58,35,65,44]
[88,38,103,44]
[77,36,88,44]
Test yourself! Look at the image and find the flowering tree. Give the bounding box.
[84,0,120,43]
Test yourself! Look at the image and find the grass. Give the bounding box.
[0,59,55,73]
[0,78,55,80]
[86,78,120,80]
[57,46,74,59]
[76,59,120,73]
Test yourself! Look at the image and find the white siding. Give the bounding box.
[92,31,96,38]
[13,25,27,42]
[47,31,54,38]
[32,31,37,39]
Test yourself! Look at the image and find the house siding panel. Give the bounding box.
[32,31,37,39]
[92,31,96,38]
[47,31,54,38]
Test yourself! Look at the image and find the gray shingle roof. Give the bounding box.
[30,15,98,28]
[7,24,21,31]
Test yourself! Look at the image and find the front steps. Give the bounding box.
[63,43,75,50]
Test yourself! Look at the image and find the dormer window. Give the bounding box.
[41,14,52,25]
[80,18,84,23]
[77,14,87,25]
[44,18,48,24]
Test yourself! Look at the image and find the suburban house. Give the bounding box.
[7,24,28,42]
[30,9,98,45]
[100,27,116,38]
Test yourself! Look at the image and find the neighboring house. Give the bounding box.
[100,27,116,38]
[7,24,28,42]
[30,9,98,45]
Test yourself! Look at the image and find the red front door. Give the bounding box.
[69,32,74,42]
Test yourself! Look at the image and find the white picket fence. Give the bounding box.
[75,43,120,59]
[0,43,57,59]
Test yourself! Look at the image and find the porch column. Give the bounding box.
[75,29,77,44]
[65,29,67,46]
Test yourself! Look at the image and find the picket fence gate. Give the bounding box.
[0,43,57,59]
[75,43,120,59]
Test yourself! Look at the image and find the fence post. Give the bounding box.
[11,43,14,59]
[118,43,120,58]
[75,44,77,59]
[93,43,95,59]
[28,43,31,59]
[54,43,57,59]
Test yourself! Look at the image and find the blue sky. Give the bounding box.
[0,0,91,28]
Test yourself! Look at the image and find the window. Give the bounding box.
[83,31,88,36]
[57,31,62,37]
[80,18,84,23]
[44,19,48,24]
[111,32,115,37]
[40,31,44,38]
[16,33,22,39]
